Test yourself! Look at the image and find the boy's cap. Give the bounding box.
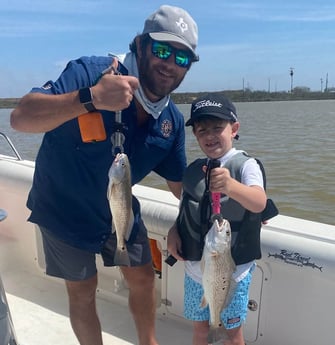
[142,5,199,60]
[186,93,238,126]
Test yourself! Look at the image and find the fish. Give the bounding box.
[107,153,134,266]
[200,217,236,344]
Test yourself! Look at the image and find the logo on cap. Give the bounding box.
[176,18,188,33]
[193,100,223,112]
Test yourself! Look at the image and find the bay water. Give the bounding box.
[1,99,334,225]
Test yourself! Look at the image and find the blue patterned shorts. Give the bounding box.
[184,266,254,329]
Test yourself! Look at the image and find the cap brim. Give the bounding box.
[185,113,236,126]
[185,119,193,126]
[149,32,199,60]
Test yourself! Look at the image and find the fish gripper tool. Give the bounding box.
[111,110,126,155]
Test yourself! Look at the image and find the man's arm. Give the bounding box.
[10,91,86,133]
[11,64,139,133]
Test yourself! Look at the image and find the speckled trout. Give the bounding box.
[201,217,236,343]
[107,153,133,266]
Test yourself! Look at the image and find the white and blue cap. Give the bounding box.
[186,93,238,126]
[142,5,199,61]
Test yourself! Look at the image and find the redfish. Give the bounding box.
[107,153,133,266]
[201,218,236,343]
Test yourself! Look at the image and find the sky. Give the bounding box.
[1,0,335,97]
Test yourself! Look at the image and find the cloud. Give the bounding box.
[1,0,108,15]
[227,2,335,22]
[197,2,335,23]
[0,0,145,38]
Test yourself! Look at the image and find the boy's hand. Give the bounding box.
[206,166,233,195]
[167,224,184,261]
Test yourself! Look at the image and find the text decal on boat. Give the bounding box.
[268,249,323,271]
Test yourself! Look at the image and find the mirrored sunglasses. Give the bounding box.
[151,40,192,68]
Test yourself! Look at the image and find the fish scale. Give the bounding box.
[201,218,236,343]
[107,153,133,266]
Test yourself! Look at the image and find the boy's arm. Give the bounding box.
[209,167,267,213]
[166,180,182,200]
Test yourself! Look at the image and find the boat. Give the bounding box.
[0,131,334,345]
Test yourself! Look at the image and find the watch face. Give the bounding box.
[79,87,96,112]
[79,87,92,103]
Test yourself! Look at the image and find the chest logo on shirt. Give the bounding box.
[161,120,173,138]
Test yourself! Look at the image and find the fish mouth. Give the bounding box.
[211,214,224,226]
[114,153,122,162]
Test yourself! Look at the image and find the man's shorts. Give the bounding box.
[184,265,255,329]
[39,224,152,281]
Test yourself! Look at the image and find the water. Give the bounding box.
[1,99,335,225]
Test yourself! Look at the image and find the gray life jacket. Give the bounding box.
[177,151,264,265]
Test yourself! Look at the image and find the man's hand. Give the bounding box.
[92,59,139,112]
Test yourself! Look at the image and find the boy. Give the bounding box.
[167,93,267,345]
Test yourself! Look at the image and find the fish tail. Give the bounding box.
[207,325,229,344]
[114,247,131,266]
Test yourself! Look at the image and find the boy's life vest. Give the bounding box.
[177,151,271,265]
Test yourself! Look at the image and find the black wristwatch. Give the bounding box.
[79,87,97,112]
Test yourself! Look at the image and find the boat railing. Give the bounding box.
[0,132,22,161]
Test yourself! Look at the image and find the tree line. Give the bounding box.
[171,89,335,104]
[1,89,335,109]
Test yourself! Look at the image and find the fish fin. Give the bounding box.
[107,181,113,200]
[111,220,116,234]
[200,256,205,272]
[207,325,229,344]
[223,279,238,309]
[200,295,207,308]
[124,210,134,241]
[114,247,131,266]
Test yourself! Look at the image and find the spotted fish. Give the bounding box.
[107,153,133,266]
[201,218,236,343]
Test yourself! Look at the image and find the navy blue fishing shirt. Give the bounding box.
[27,55,186,252]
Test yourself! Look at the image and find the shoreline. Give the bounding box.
[1,91,335,109]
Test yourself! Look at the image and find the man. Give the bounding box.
[10,5,199,345]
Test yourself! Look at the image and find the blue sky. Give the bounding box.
[1,0,335,97]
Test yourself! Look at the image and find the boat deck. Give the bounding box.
[3,266,192,345]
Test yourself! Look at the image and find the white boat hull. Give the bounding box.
[1,149,334,344]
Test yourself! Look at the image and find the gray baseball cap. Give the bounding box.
[142,5,199,61]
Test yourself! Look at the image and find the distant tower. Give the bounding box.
[289,67,294,92]
[325,73,328,92]
[320,78,323,92]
